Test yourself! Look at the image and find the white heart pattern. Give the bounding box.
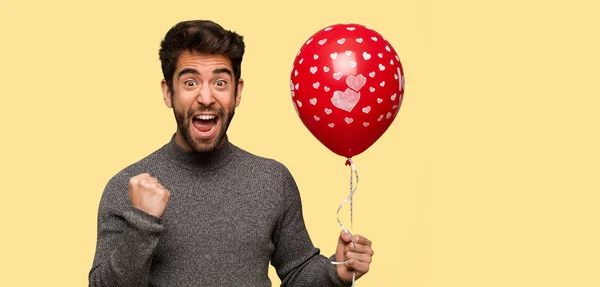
[393,104,398,109]
[310,66,317,74]
[310,98,317,105]
[363,122,370,127]
[295,83,299,90]
[333,72,342,80]
[291,91,295,97]
[356,38,363,43]
[324,108,332,115]
[313,82,320,89]
[345,117,354,124]
[314,115,320,121]
[395,55,400,62]
[371,37,378,41]
[324,27,333,31]
[380,81,385,87]
[346,74,366,91]
[297,100,302,107]
[363,52,371,60]
[390,59,394,65]
[306,38,313,45]
[348,61,357,68]
[386,112,392,119]
[330,52,338,59]
[391,93,397,101]
[300,58,304,64]
[323,66,330,72]
[294,70,298,76]
[362,106,371,114]
[394,74,398,80]
[337,38,346,44]
[319,39,327,45]
[402,75,405,90]
[379,64,385,71]
[369,71,376,77]
[314,54,319,60]
[328,123,335,128]
[324,86,330,92]
[378,53,383,58]
[378,115,383,121]
[331,88,360,112]
[369,87,375,92]
[346,27,356,31]
[377,98,382,103]
[385,45,391,52]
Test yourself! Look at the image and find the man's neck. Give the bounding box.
[174,131,228,153]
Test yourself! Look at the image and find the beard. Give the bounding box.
[173,103,235,153]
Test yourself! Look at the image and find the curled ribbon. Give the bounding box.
[331,157,359,286]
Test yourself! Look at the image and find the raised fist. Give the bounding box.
[128,173,170,218]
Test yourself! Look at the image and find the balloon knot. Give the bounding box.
[345,158,352,166]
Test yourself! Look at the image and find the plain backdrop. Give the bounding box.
[1,0,599,286]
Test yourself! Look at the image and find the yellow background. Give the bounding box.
[1,0,599,286]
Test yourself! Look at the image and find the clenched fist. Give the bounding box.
[128,173,170,218]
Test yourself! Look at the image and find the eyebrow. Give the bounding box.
[177,68,233,79]
[177,68,200,79]
[212,68,233,77]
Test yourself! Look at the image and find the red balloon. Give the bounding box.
[290,23,405,159]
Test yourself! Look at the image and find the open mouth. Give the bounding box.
[191,114,219,138]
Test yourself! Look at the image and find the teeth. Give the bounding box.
[196,115,216,120]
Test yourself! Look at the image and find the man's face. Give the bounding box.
[161,51,243,153]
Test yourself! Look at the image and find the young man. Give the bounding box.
[88,20,374,286]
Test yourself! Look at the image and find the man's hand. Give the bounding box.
[335,230,374,282]
[128,173,170,218]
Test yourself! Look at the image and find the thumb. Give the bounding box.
[335,229,352,261]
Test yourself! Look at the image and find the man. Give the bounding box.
[89,20,374,286]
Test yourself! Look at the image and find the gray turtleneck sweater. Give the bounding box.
[88,135,351,286]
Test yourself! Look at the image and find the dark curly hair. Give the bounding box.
[159,20,245,93]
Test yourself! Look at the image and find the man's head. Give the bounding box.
[158,20,245,153]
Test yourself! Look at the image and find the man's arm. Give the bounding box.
[88,173,169,287]
[269,164,353,286]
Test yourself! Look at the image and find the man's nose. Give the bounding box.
[196,84,215,106]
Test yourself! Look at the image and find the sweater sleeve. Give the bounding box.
[270,164,352,287]
[88,173,164,287]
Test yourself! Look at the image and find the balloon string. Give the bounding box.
[331,157,359,286]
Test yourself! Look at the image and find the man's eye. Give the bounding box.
[185,80,197,87]
[216,80,227,87]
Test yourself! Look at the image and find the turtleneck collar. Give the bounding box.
[161,134,236,172]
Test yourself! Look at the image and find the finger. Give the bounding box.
[352,234,372,246]
[345,258,370,274]
[129,173,150,185]
[157,182,167,190]
[344,251,372,264]
[344,243,373,255]
[339,229,353,244]
[140,178,159,189]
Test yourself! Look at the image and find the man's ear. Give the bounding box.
[161,79,173,108]
[235,78,244,108]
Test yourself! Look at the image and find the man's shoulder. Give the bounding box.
[104,143,169,186]
[232,144,293,177]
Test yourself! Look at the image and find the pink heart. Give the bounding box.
[331,88,360,112]
[346,74,366,91]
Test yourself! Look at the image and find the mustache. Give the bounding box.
[187,107,224,117]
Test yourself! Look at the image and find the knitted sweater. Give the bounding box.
[88,135,351,286]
